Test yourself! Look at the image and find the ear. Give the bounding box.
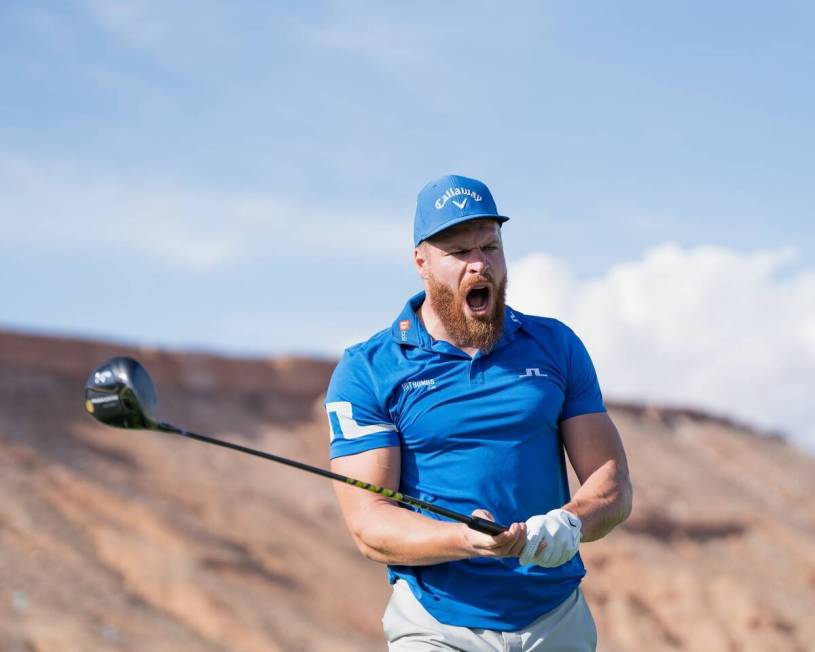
[414,243,430,280]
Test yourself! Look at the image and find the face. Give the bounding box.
[415,219,508,351]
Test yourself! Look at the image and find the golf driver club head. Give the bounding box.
[84,356,159,430]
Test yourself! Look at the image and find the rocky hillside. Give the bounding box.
[0,330,813,652]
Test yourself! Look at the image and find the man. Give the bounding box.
[325,174,632,651]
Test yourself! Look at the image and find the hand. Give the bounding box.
[463,509,527,559]
[519,508,582,568]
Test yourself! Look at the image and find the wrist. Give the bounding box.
[561,503,584,535]
[561,500,579,515]
[453,522,477,558]
[560,506,582,530]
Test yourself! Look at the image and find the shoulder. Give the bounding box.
[328,327,401,395]
[510,309,593,373]
[513,309,580,346]
[338,327,397,369]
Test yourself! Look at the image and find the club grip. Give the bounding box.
[468,516,509,536]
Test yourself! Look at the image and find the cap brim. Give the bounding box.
[416,213,510,246]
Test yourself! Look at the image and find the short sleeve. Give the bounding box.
[325,348,400,459]
[559,328,606,422]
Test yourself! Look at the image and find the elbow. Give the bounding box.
[353,534,385,564]
[348,517,390,564]
[593,474,632,541]
[618,473,633,524]
[355,540,384,563]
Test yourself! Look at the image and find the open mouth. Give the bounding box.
[465,285,491,313]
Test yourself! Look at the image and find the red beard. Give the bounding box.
[426,272,507,352]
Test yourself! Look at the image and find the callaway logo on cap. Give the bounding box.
[413,174,509,246]
[435,186,482,210]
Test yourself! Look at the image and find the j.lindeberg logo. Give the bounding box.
[402,378,436,392]
[518,368,547,378]
[435,187,482,210]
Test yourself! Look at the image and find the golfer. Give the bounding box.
[325,175,632,651]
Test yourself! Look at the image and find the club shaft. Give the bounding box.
[156,422,508,535]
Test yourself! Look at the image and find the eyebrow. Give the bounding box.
[439,235,501,251]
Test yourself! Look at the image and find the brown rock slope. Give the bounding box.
[0,330,813,652]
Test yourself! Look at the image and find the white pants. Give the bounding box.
[383,580,597,651]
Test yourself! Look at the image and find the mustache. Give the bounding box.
[460,273,495,292]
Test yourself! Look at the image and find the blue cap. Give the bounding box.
[414,174,509,246]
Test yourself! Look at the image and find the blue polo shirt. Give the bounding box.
[325,292,606,630]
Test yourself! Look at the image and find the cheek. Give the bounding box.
[433,261,465,285]
[489,254,507,278]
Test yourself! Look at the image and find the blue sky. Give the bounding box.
[1,2,814,446]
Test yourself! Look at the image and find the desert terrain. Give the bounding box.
[1,329,813,651]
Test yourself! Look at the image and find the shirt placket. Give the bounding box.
[469,354,485,384]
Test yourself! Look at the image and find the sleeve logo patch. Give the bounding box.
[325,401,397,441]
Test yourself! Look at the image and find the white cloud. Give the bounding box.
[508,244,815,451]
[0,155,408,270]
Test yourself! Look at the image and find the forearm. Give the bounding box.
[563,459,632,542]
[331,448,527,565]
[347,499,473,565]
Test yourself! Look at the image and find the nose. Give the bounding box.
[467,248,490,275]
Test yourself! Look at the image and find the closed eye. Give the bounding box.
[443,242,500,256]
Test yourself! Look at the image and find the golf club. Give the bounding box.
[84,356,508,536]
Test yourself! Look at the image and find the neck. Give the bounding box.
[417,297,479,357]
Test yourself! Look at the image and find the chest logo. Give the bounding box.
[518,368,547,378]
[402,378,436,392]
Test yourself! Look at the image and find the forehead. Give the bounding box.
[428,219,501,246]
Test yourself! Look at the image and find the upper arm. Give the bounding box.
[325,349,400,459]
[324,349,402,536]
[558,324,605,422]
[330,446,401,537]
[556,323,626,481]
[561,412,629,484]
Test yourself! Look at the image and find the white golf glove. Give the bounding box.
[519,508,582,568]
